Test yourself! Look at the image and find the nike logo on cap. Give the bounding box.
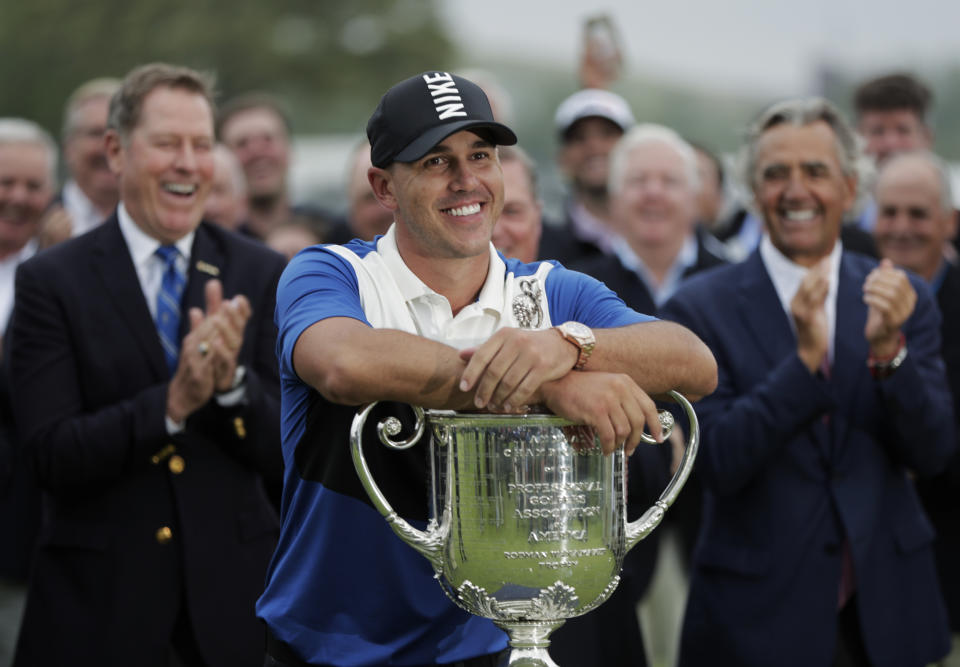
[423,72,467,120]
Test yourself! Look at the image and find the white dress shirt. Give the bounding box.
[117,202,193,320]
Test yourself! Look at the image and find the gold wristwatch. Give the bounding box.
[554,321,596,370]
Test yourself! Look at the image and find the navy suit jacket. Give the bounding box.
[661,249,954,667]
[8,216,284,667]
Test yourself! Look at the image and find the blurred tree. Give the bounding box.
[0,0,454,137]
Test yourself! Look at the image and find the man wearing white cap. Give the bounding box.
[540,88,635,265]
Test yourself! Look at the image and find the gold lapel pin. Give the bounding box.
[196,260,220,276]
[234,417,247,439]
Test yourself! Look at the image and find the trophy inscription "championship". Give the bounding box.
[351,391,698,667]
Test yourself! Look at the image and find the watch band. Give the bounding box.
[554,322,595,371]
[867,334,907,380]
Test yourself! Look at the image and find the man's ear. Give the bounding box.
[104,129,124,176]
[367,166,398,211]
[842,173,858,214]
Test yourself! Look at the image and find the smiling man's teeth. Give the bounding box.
[445,203,481,217]
[784,209,815,221]
[164,183,197,195]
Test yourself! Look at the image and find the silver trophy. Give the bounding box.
[351,391,698,667]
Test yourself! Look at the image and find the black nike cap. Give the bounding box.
[367,71,518,169]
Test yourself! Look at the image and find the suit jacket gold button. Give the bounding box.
[155,526,173,544]
[168,455,185,475]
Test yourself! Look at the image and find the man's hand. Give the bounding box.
[166,280,251,422]
[791,258,830,373]
[538,371,662,456]
[863,258,916,357]
[167,308,217,423]
[38,205,73,249]
[458,328,579,411]
[201,280,251,392]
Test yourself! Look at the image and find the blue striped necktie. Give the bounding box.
[155,245,186,375]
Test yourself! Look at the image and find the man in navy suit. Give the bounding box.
[661,98,955,666]
[8,63,284,667]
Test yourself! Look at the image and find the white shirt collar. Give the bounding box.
[117,201,194,265]
[376,223,507,317]
[373,224,509,349]
[759,234,842,361]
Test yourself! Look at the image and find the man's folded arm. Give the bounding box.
[293,316,476,410]
[585,321,718,401]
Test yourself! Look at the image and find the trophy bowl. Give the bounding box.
[351,391,698,667]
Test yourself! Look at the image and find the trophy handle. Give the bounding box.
[350,402,447,570]
[625,390,699,552]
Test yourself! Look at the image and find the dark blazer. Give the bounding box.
[569,230,728,316]
[917,261,960,632]
[8,216,284,667]
[661,250,954,667]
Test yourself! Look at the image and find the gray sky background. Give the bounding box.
[439,0,960,95]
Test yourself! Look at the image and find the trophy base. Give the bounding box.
[494,620,564,667]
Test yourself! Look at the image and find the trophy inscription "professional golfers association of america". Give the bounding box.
[351,391,698,667]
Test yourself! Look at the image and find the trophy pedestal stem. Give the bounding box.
[494,620,564,667]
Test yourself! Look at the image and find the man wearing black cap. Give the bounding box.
[256,71,717,667]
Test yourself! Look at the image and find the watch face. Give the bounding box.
[564,321,592,338]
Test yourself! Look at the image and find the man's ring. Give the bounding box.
[198,341,210,357]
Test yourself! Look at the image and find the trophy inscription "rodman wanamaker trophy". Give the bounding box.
[351,391,698,667]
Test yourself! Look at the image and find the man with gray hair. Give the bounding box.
[40,78,121,247]
[62,78,121,233]
[574,123,727,314]
[0,119,56,334]
[661,98,954,666]
[872,150,960,662]
[0,117,56,666]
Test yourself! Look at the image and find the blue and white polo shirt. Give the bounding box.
[257,225,655,666]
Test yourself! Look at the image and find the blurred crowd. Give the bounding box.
[1,15,959,667]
